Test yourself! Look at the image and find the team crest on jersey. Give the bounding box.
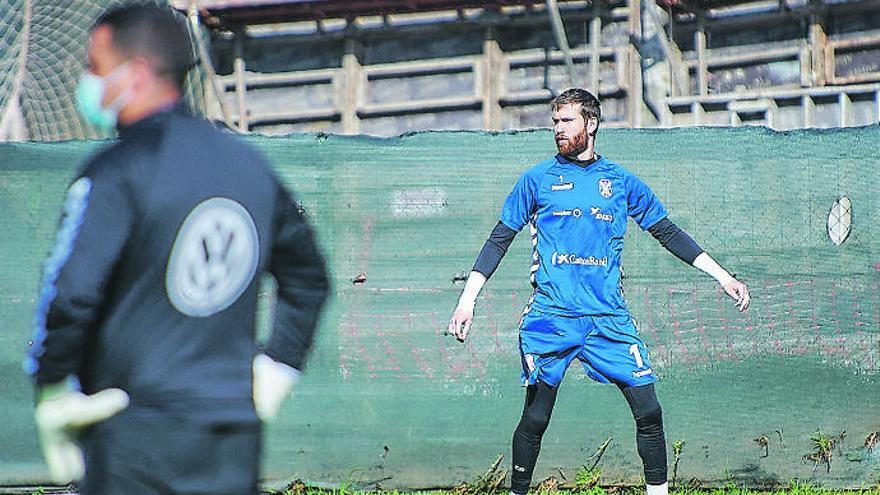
[598,178,613,198]
[166,197,259,317]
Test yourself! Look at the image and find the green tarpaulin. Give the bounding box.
[1,127,878,489]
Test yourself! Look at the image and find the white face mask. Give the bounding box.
[75,62,133,130]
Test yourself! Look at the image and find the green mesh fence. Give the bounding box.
[0,0,209,141]
[0,127,878,489]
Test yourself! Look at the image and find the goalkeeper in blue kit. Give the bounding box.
[448,89,750,495]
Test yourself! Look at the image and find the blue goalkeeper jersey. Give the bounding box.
[500,154,667,317]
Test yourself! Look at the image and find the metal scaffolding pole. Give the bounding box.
[187,1,236,129]
[546,0,576,87]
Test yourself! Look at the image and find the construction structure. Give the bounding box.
[182,0,880,135]
[0,0,878,141]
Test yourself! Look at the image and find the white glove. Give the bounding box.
[34,380,129,483]
[252,354,300,422]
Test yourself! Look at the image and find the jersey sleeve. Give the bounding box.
[26,159,136,385]
[264,183,331,371]
[625,172,668,230]
[499,170,539,232]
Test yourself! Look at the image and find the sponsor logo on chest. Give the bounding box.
[552,208,583,218]
[552,206,613,223]
[590,206,613,222]
[552,174,574,191]
[551,251,608,266]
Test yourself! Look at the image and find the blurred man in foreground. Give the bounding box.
[24,4,330,494]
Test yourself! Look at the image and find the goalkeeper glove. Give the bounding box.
[252,354,300,422]
[34,380,129,483]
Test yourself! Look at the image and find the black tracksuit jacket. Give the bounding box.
[27,104,330,423]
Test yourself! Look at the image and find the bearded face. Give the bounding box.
[555,128,588,158]
[552,104,591,159]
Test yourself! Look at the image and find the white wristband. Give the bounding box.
[692,252,735,286]
[457,271,487,309]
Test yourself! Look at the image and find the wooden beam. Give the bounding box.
[830,72,880,85]
[808,4,827,87]
[249,109,340,126]
[590,0,602,94]
[766,97,778,128]
[233,30,248,132]
[664,4,689,97]
[223,69,335,90]
[876,89,880,125]
[839,92,851,127]
[341,38,363,135]
[829,33,880,50]
[728,107,741,127]
[666,83,880,105]
[628,0,643,126]
[186,5,235,129]
[691,101,704,125]
[802,94,815,127]
[825,39,835,86]
[546,0,576,87]
[799,44,810,87]
[480,27,504,131]
[682,44,802,70]
[508,46,614,66]
[365,56,475,77]
[695,10,708,96]
[359,96,481,117]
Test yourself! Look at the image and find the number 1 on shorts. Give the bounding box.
[629,343,644,369]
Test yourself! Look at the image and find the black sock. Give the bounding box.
[622,383,668,485]
[510,381,559,494]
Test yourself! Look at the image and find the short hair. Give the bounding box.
[551,88,602,126]
[93,3,195,89]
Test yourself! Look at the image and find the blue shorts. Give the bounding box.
[519,310,657,388]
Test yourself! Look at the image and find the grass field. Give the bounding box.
[4,478,880,495]
[263,483,880,495]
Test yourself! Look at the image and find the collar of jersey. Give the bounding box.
[556,153,606,170]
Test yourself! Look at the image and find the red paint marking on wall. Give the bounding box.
[642,286,668,365]
[338,313,353,379]
[810,280,821,355]
[853,300,865,327]
[349,319,377,379]
[690,287,713,362]
[785,281,806,355]
[338,352,352,379]
[376,315,406,381]
[854,331,875,371]
[335,276,879,382]
[873,282,879,331]
[465,335,487,381]
[667,287,693,368]
[482,291,510,358]
[403,311,434,379]
[762,281,778,336]
[430,310,459,380]
[714,283,739,363]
